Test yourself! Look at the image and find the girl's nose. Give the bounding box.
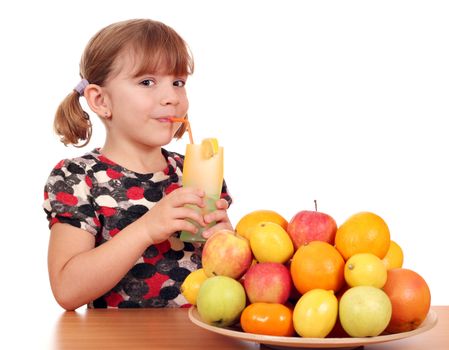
[160,86,179,106]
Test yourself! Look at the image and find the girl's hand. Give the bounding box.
[143,187,206,245]
[202,198,233,238]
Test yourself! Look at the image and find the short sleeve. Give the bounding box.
[43,159,100,235]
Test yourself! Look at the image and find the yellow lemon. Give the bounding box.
[236,210,288,240]
[180,268,208,305]
[293,289,338,338]
[249,222,294,264]
[344,253,387,288]
[201,138,219,159]
[382,240,404,270]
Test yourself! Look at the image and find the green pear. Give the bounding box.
[196,276,246,327]
[339,286,392,337]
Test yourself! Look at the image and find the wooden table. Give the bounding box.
[48,306,447,349]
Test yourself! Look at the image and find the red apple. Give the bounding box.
[382,268,431,333]
[243,262,292,304]
[287,201,337,249]
[202,229,252,279]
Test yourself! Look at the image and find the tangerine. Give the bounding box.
[335,212,390,260]
[236,210,288,240]
[290,241,345,295]
[240,302,295,337]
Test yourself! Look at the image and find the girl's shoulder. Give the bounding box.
[48,149,187,187]
[48,148,186,184]
[47,148,106,178]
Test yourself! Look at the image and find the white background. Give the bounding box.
[0,0,448,345]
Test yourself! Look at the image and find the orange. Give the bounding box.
[236,210,288,240]
[382,240,404,270]
[290,241,345,295]
[335,212,390,260]
[382,268,431,333]
[240,302,295,336]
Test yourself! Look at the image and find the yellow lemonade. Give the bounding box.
[180,139,224,242]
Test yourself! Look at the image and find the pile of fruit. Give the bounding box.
[181,207,431,338]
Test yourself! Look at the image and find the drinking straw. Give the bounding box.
[170,117,194,144]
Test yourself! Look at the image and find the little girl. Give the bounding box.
[43,19,233,310]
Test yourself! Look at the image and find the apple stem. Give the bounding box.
[314,199,318,212]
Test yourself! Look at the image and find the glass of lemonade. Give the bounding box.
[180,138,224,242]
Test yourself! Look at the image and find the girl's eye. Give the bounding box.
[174,80,186,87]
[140,79,155,87]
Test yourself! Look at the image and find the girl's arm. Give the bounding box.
[48,220,150,310]
[48,187,206,311]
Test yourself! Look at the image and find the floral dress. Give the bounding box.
[43,148,231,308]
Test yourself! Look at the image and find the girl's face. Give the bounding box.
[101,51,189,148]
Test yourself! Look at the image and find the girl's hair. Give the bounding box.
[54,19,194,147]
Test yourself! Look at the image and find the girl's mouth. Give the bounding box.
[157,117,172,123]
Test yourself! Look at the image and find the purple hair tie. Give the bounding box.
[74,79,89,96]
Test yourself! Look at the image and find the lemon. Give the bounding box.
[382,240,404,270]
[293,289,338,338]
[180,268,208,305]
[344,253,387,288]
[249,222,294,264]
[201,138,219,159]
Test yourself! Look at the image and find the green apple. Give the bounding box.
[339,286,392,337]
[196,276,246,327]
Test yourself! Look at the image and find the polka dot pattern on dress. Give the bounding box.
[43,148,232,308]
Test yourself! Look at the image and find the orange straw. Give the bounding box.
[170,117,194,144]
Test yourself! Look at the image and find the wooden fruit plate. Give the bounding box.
[188,307,437,349]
